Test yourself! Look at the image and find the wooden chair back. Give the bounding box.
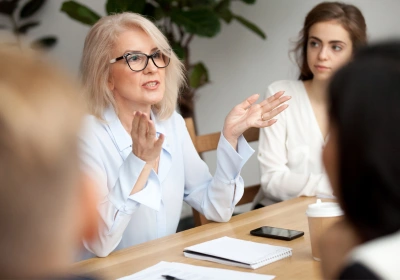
[184,117,260,226]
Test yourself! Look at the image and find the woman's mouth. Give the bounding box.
[143,81,159,89]
[315,65,330,71]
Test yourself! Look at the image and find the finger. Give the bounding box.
[260,94,291,111]
[260,91,287,106]
[154,133,164,149]
[239,94,260,110]
[264,119,278,127]
[268,90,285,102]
[263,104,289,120]
[137,113,148,138]
[131,111,140,136]
[259,91,283,107]
[146,119,157,139]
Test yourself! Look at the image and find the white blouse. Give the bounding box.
[255,80,332,206]
[345,231,400,279]
[79,106,254,258]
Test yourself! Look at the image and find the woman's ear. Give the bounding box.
[79,174,99,241]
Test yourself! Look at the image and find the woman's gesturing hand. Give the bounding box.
[131,111,164,165]
[223,91,290,148]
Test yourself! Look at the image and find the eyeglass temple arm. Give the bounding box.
[109,56,124,64]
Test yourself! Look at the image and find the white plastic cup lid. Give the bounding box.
[305,199,344,217]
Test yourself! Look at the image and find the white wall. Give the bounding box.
[2,0,400,216]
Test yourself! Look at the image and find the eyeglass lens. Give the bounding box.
[126,50,170,71]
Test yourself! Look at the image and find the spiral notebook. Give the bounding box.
[183,236,292,269]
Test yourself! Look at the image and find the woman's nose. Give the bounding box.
[143,57,158,73]
[318,47,329,60]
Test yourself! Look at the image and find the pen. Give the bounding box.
[162,274,184,280]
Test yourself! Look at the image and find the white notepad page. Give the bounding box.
[183,236,292,269]
[117,261,275,280]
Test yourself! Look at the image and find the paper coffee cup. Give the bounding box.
[306,199,343,261]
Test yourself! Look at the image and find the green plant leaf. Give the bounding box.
[0,0,20,16]
[60,1,100,26]
[19,0,45,19]
[239,0,256,4]
[214,0,230,11]
[156,0,173,10]
[190,62,209,88]
[142,3,164,21]
[106,0,146,14]
[232,14,266,39]
[171,7,220,37]
[214,0,232,23]
[17,21,39,34]
[31,36,57,49]
[171,42,185,60]
[187,0,217,8]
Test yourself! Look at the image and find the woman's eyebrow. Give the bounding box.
[122,47,159,54]
[329,40,346,45]
[309,36,322,42]
[123,49,141,54]
[309,36,347,45]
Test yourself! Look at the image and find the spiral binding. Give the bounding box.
[251,248,292,269]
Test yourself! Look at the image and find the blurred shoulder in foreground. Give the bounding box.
[0,47,98,279]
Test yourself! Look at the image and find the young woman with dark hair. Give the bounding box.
[254,2,367,207]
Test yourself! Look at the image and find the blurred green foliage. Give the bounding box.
[0,0,57,49]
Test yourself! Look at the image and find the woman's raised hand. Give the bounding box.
[130,111,164,165]
[223,91,290,147]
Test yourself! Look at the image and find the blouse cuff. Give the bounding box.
[107,153,161,214]
[127,170,162,211]
[214,133,254,182]
[107,153,145,212]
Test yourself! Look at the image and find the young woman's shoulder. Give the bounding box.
[268,80,303,92]
[267,80,305,104]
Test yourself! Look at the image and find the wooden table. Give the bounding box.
[72,197,326,279]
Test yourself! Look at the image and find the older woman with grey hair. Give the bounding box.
[79,12,290,258]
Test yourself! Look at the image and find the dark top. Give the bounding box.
[339,262,380,279]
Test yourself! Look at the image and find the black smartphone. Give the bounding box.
[250,226,304,241]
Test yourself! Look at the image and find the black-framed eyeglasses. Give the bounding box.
[109,49,171,72]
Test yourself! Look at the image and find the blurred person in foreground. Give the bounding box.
[320,41,400,279]
[0,48,98,279]
[78,12,290,258]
